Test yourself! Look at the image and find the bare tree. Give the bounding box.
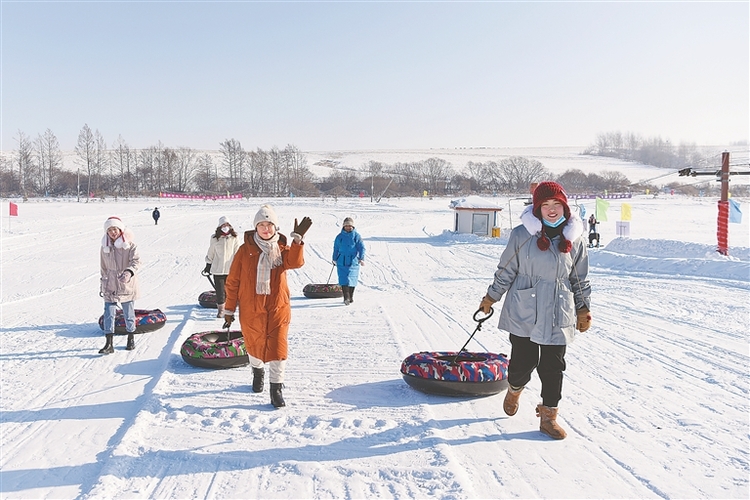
[555,169,589,193]
[158,146,178,192]
[0,154,12,195]
[282,144,314,195]
[220,139,246,190]
[498,156,550,192]
[483,161,505,193]
[423,157,453,195]
[268,147,285,196]
[248,148,270,195]
[112,136,136,197]
[598,170,631,192]
[194,153,216,192]
[93,130,108,194]
[465,161,490,192]
[14,131,36,197]
[174,146,196,192]
[138,146,158,193]
[34,129,62,195]
[75,124,96,201]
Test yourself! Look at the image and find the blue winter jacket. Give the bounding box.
[332,229,366,286]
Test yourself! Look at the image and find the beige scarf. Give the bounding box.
[254,232,282,295]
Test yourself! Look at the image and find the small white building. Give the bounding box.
[449,195,504,236]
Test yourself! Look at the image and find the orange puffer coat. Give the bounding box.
[224,231,304,362]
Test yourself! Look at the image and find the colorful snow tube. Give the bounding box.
[303,283,343,299]
[400,351,509,397]
[98,308,167,335]
[198,290,218,308]
[180,330,249,369]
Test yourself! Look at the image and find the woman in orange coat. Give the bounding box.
[223,205,312,408]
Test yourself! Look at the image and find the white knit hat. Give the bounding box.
[218,216,231,227]
[102,216,132,252]
[343,217,354,227]
[253,204,279,228]
[104,216,125,232]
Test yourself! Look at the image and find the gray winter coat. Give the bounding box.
[100,233,141,303]
[486,206,590,345]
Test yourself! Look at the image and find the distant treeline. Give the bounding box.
[1,125,745,199]
[583,130,724,170]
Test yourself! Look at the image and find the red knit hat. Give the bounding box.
[532,181,572,253]
[532,181,570,219]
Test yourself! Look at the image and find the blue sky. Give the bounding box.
[2,1,748,152]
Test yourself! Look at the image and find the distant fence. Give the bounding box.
[569,193,632,200]
[159,192,243,200]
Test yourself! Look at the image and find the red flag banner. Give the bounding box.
[9,202,18,217]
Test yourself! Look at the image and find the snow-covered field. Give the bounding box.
[1,192,748,499]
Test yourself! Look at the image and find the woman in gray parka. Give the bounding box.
[479,181,591,440]
[99,216,141,354]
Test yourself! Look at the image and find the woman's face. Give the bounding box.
[540,200,565,224]
[343,225,353,233]
[107,227,122,240]
[220,223,232,233]
[256,221,276,239]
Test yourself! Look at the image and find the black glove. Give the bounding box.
[294,217,313,237]
[202,263,212,275]
[222,312,234,329]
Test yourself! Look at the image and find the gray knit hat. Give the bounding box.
[254,204,279,228]
[343,217,354,227]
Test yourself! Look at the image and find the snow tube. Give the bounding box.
[401,351,509,397]
[98,308,167,335]
[198,290,218,308]
[303,283,343,299]
[180,330,249,369]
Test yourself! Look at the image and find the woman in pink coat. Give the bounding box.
[99,216,140,354]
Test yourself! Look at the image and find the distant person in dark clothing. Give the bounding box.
[588,214,597,233]
[152,207,161,225]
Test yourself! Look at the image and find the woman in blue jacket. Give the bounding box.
[332,217,366,305]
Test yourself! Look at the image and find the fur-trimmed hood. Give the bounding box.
[519,205,585,243]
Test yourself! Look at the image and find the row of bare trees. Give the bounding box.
[582,131,716,170]
[4,124,690,199]
[318,156,633,199]
[1,125,315,198]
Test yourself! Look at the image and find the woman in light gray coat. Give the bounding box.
[479,181,591,440]
[99,216,141,354]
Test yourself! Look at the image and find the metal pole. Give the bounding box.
[77,168,80,202]
[720,151,730,202]
[716,152,730,256]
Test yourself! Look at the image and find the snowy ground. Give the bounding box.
[1,193,748,499]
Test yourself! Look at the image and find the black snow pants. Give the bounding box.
[507,333,567,408]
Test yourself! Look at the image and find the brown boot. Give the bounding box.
[503,385,524,416]
[216,303,225,318]
[536,404,567,440]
